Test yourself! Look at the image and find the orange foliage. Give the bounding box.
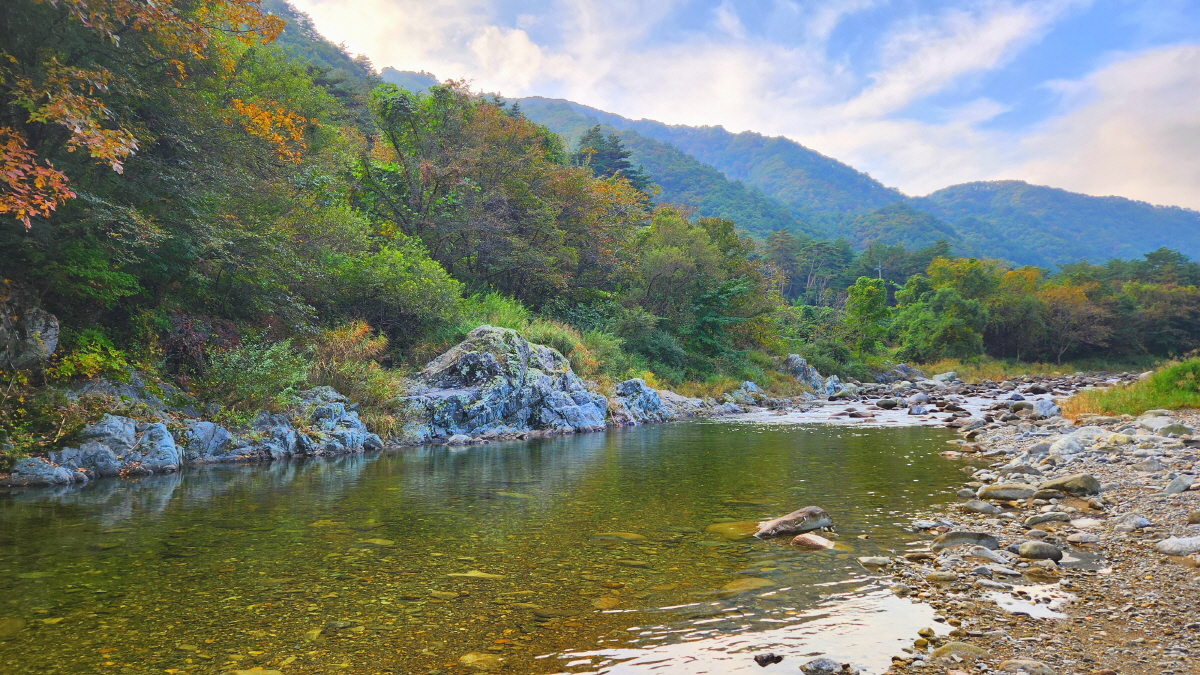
[0,128,76,229]
[226,99,310,163]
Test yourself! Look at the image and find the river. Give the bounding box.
[0,418,972,674]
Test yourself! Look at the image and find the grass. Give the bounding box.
[1062,359,1200,419]
[919,355,1163,384]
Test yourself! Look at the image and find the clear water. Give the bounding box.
[0,420,968,674]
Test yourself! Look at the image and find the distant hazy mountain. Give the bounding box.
[380,67,438,92]
[381,72,1200,266]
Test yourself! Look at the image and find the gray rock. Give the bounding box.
[755,506,832,538]
[1037,473,1101,496]
[956,488,977,498]
[998,658,1056,675]
[1018,541,1062,561]
[1163,474,1194,495]
[907,392,930,404]
[871,363,925,384]
[1048,435,1083,456]
[999,463,1043,478]
[0,283,59,370]
[1110,513,1151,531]
[1033,399,1060,418]
[1158,422,1193,436]
[800,657,851,675]
[1024,512,1070,526]
[822,375,843,397]
[609,378,664,425]
[977,483,1037,500]
[1154,536,1200,556]
[875,398,901,410]
[932,531,1000,551]
[394,326,608,444]
[50,443,121,477]
[932,371,958,383]
[295,387,383,455]
[10,457,78,485]
[964,500,1001,515]
[907,404,929,415]
[1067,533,1100,544]
[781,354,824,391]
[1132,460,1166,472]
[79,414,137,454]
[180,421,236,462]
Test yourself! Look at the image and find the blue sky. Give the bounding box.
[291,0,1200,208]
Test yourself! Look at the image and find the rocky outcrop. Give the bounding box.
[780,354,824,391]
[394,326,608,444]
[5,386,381,486]
[0,282,59,370]
[609,378,666,425]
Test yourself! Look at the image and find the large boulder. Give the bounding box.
[0,282,59,370]
[294,386,383,455]
[8,457,80,485]
[51,414,183,477]
[871,363,926,384]
[394,326,608,444]
[609,378,665,425]
[780,355,824,390]
[1038,473,1101,496]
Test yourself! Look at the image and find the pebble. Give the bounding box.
[1066,532,1100,544]
[997,658,1055,675]
[1018,541,1063,561]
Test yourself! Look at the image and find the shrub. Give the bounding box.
[45,328,130,382]
[309,321,405,438]
[1063,359,1200,418]
[198,337,312,424]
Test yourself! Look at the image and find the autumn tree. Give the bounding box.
[1039,283,1112,364]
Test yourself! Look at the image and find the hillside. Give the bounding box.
[913,181,1200,267]
[520,96,904,215]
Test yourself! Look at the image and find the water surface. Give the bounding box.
[0,420,968,674]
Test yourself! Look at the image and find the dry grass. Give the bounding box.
[309,322,407,438]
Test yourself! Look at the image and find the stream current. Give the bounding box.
[0,419,971,674]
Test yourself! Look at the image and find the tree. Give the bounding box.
[1039,284,1111,364]
[572,125,653,193]
[844,277,890,355]
[891,275,987,362]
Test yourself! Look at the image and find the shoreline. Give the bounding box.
[858,388,1198,675]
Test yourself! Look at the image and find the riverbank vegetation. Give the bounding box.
[3,0,1199,469]
[1062,359,1200,419]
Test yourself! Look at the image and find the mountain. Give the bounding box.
[382,72,1200,267]
[519,97,903,215]
[913,181,1200,267]
[380,67,438,92]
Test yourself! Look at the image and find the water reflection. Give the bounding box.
[0,420,964,674]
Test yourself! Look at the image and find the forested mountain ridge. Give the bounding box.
[519,96,904,215]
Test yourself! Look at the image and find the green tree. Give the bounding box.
[844,277,890,355]
[572,125,653,193]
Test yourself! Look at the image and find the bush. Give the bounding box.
[309,321,405,435]
[45,328,130,382]
[198,337,312,424]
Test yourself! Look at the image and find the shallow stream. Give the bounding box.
[0,420,971,674]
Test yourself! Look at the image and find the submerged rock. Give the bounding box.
[394,326,608,444]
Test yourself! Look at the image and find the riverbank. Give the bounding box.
[855,383,1200,675]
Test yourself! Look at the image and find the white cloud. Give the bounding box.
[1016,45,1200,210]
[287,0,1200,211]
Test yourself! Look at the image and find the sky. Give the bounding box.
[288,0,1200,209]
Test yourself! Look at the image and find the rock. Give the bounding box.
[799,657,848,675]
[875,398,901,409]
[753,653,784,667]
[0,281,59,370]
[50,443,121,478]
[295,387,384,454]
[1024,512,1070,526]
[791,533,835,549]
[998,658,1055,675]
[907,404,928,415]
[964,500,1001,515]
[1048,436,1083,456]
[10,457,80,485]
[1154,536,1200,556]
[446,570,505,579]
[1110,513,1151,531]
[720,577,774,593]
[781,354,824,391]
[1067,533,1100,544]
[180,421,238,462]
[1018,541,1063,561]
[129,422,183,473]
[956,488,977,498]
[858,556,891,567]
[394,326,608,443]
[459,652,503,671]
[822,375,844,397]
[705,522,759,539]
[609,378,665,425]
[1037,473,1100,496]
[727,380,766,406]
[907,392,931,404]
[1132,460,1166,472]
[1158,422,1193,436]
[79,414,137,454]
[755,506,832,537]
[1188,510,1200,525]
[1032,489,1065,500]
[932,531,1000,551]
[929,642,989,662]
[926,571,959,583]
[1033,399,1060,418]
[0,617,25,639]
[1163,474,1194,495]
[977,483,1037,501]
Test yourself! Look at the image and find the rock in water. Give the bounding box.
[932,531,1000,551]
[977,483,1037,500]
[791,533,835,549]
[753,653,783,667]
[720,577,774,593]
[799,657,845,675]
[394,326,608,444]
[755,506,832,537]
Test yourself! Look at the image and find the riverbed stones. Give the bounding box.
[1037,473,1101,496]
[1110,513,1151,531]
[459,652,503,671]
[791,533,835,549]
[1067,532,1100,544]
[0,618,26,639]
[978,483,1037,500]
[964,500,1001,515]
[1018,541,1063,561]
[394,325,608,444]
[858,556,891,567]
[720,577,773,593]
[754,506,832,537]
[927,571,959,584]
[1163,474,1194,495]
[799,657,849,675]
[1024,512,1071,526]
[932,531,1000,551]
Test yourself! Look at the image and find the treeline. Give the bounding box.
[2,0,1199,462]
